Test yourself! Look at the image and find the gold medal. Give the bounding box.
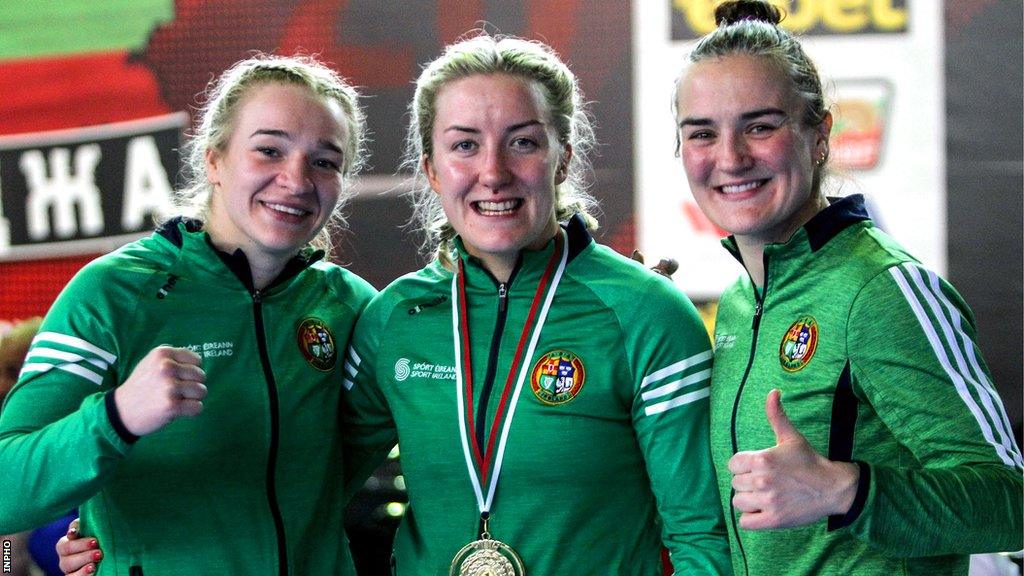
[449,516,525,576]
[449,536,525,576]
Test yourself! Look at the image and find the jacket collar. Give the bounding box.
[722,194,870,261]
[156,216,324,292]
[453,213,593,288]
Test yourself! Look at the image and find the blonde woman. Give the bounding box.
[1,54,375,575]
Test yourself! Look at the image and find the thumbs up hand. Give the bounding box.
[727,389,860,530]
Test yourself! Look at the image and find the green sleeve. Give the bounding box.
[626,275,733,575]
[847,262,1023,555]
[0,264,134,532]
[339,294,399,500]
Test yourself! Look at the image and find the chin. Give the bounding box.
[261,235,312,255]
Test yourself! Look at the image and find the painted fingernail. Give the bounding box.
[93,550,103,561]
[88,539,98,549]
[85,565,96,574]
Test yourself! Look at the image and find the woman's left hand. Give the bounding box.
[728,389,860,530]
[55,518,102,575]
[630,249,679,279]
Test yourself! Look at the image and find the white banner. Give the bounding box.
[634,0,943,299]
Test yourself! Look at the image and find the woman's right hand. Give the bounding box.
[56,518,102,575]
[114,345,206,436]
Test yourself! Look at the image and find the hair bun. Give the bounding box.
[715,0,783,26]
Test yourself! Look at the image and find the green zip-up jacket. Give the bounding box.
[709,195,1023,575]
[0,218,376,576]
[342,215,731,575]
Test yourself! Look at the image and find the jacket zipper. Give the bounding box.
[727,256,769,576]
[475,280,510,451]
[253,289,289,576]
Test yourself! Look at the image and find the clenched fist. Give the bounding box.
[113,346,206,436]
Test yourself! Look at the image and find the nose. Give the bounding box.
[479,146,512,190]
[277,155,314,193]
[717,134,753,172]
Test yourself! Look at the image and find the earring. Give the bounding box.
[815,151,827,167]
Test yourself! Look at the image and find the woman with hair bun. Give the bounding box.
[674,1,1022,574]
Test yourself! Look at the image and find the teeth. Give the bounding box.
[476,200,519,214]
[720,181,762,194]
[265,202,306,216]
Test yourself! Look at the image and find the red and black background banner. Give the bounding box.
[0,0,635,317]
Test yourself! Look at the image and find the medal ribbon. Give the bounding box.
[452,230,568,516]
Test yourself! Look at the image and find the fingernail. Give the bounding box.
[85,565,96,574]
[93,550,103,561]
[88,539,98,549]
[68,527,78,536]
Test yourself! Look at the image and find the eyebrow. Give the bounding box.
[443,119,544,135]
[678,107,788,128]
[250,129,344,154]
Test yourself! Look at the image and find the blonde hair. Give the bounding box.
[177,54,367,256]
[404,34,599,265]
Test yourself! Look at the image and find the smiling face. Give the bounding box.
[424,73,567,278]
[676,54,831,247]
[204,82,349,265]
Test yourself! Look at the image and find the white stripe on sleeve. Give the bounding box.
[347,347,362,367]
[25,347,108,370]
[343,347,362,390]
[640,368,712,402]
[640,349,713,389]
[905,265,1023,468]
[20,362,104,386]
[32,332,116,364]
[645,387,710,416]
[891,265,1018,468]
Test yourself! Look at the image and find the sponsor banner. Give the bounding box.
[831,79,893,171]
[0,113,185,261]
[670,0,909,39]
[635,0,942,298]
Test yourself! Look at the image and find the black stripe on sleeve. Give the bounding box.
[104,390,140,445]
[826,361,861,530]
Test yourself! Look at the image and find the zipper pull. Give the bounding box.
[752,300,763,330]
[253,289,262,304]
[498,283,508,313]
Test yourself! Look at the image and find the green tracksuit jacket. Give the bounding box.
[342,215,731,575]
[0,218,376,575]
[709,195,1023,575]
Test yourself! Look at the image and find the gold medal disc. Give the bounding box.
[449,538,526,576]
